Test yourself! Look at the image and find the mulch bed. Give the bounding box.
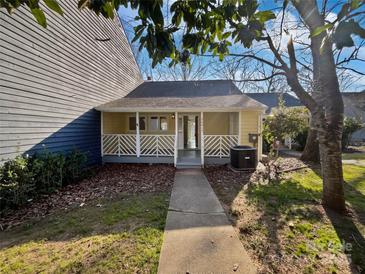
[1,164,175,230]
[204,165,254,185]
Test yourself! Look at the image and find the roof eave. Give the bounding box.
[95,106,266,113]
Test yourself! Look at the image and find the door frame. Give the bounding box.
[177,113,201,150]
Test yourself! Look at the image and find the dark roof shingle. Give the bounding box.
[245,93,302,113]
[125,80,242,98]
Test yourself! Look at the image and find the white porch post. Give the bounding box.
[100,112,104,157]
[201,112,204,166]
[238,111,242,145]
[257,113,263,160]
[174,112,178,167]
[136,112,140,157]
[288,136,292,150]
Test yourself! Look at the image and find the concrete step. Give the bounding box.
[176,162,202,169]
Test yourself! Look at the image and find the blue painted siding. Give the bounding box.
[0,1,143,164]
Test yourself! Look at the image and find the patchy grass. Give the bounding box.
[342,153,365,160]
[0,193,169,274]
[206,164,365,274]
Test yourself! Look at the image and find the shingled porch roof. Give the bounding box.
[95,80,267,112]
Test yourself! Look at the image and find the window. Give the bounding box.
[139,117,146,130]
[128,116,146,131]
[160,117,168,131]
[149,116,159,131]
[129,117,136,131]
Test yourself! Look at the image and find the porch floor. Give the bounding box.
[177,149,201,167]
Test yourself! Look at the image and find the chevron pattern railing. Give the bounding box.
[102,134,136,156]
[140,135,175,156]
[102,134,175,157]
[204,135,238,158]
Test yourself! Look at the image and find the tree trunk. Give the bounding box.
[318,122,345,211]
[291,0,345,212]
[301,120,320,163]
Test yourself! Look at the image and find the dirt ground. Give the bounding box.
[1,164,175,230]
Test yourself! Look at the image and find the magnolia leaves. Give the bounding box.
[165,0,276,67]
[310,0,365,51]
[0,0,63,28]
[311,19,365,50]
[1,0,122,28]
[31,0,63,27]
[333,20,365,49]
[30,0,64,27]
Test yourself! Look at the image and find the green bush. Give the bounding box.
[0,156,35,210]
[63,150,87,184]
[342,117,363,149]
[294,127,308,151]
[0,150,87,214]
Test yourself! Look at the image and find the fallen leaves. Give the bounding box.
[1,164,175,230]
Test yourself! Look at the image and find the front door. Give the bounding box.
[184,115,199,149]
[177,113,200,150]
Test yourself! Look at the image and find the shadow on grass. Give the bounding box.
[304,163,365,272]
[205,163,365,273]
[0,192,169,250]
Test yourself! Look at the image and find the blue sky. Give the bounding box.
[118,0,365,92]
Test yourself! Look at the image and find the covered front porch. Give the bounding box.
[96,87,266,167]
[101,111,243,167]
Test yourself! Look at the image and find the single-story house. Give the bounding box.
[96,80,267,168]
[1,4,268,168]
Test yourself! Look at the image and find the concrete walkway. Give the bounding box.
[158,169,256,274]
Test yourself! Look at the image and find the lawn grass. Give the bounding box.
[0,193,169,274]
[208,164,365,273]
[342,153,365,161]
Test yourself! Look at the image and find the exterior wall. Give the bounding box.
[103,113,129,134]
[204,112,230,134]
[103,112,175,135]
[239,111,263,159]
[0,1,142,164]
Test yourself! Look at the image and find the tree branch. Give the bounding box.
[337,66,365,76]
[232,72,286,82]
[197,53,283,69]
[261,35,289,70]
[286,36,317,110]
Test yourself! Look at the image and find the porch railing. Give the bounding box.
[102,134,137,156]
[140,135,175,156]
[203,135,239,158]
[102,134,175,157]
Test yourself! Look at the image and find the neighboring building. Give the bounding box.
[0,2,142,164]
[342,91,365,144]
[246,91,365,146]
[96,80,267,167]
[245,92,303,114]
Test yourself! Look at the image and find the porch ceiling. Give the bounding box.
[95,94,267,112]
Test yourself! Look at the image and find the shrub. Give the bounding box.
[0,150,87,214]
[263,97,309,153]
[0,156,35,210]
[63,150,87,184]
[294,127,308,151]
[30,151,66,193]
[342,117,363,149]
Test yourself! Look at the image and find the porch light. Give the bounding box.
[171,114,175,119]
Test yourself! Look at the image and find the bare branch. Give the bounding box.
[233,72,286,82]
[261,35,289,70]
[337,66,365,76]
[197,53,283,70]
